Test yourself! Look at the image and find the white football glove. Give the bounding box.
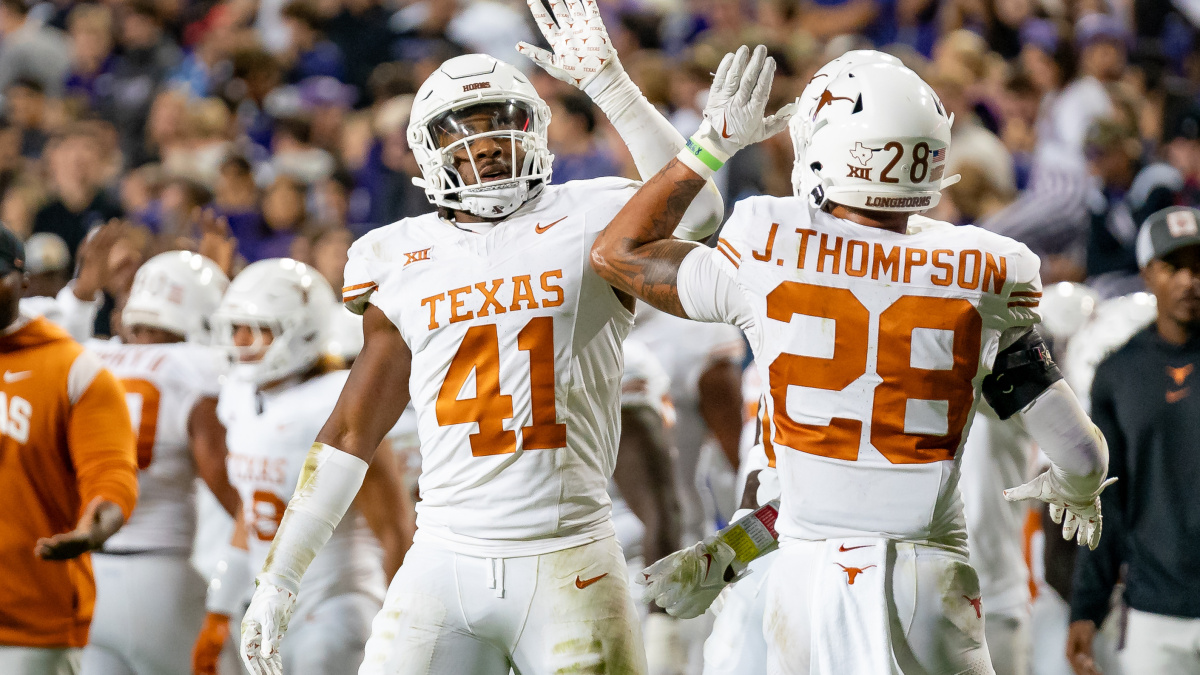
[1004,470,1118,550]
[518,0,616,92]
[692,45,796,163]
[639,536,740,619]
[240,579,297,675]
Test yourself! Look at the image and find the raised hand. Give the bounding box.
[196,208,238,278]
[692,45,796,166]
[518,0,616,91]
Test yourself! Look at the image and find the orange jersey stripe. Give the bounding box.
[342,281,377,293]
[716,238,742,260]
[717,246,741,269]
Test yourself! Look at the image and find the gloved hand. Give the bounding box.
[240,578,297,675]
[639,535,740,619]
[191,612,231,675]
[1005,470,1117,550]
[518,0,618,93]
[689,45,796,167]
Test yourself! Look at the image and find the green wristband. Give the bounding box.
[685,137,725,172]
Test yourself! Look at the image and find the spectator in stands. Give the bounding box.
[1069,206,1200,675]
[230,47,285,154]
[168,4,238,99]
[1042,13,1129,165]
[1084,118,1184,297]
[548,91,621,184]
[21,232,70,299]
[324,0,394,98]
[280,0,346,83]
[4,79,48,160]
[0,0,70,98]
[356,94,429,229]
[307,226,352,289]
[100,0,183,165]
[268,115,335,184]
[32,127,122,264]
[257,174,307,260]
[63,4,115,107]
[0,226,137,674]
[1162,103,1200,205]
[299,76,356,153]
[213,155,263,263]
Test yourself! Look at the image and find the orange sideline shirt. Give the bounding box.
[0,316,137,648]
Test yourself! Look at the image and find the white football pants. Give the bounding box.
[82,552,205,675]
[702,550,774,675]
[764,540,994,675]
[359,536,646,675]
[0,647,81,675]
[1119,608,1200,674]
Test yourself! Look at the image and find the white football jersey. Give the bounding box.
[342,178,638,557]
[89,340,225,552]
[220,370,385,613]
[610,338,671,558]
[678,199,1041,554]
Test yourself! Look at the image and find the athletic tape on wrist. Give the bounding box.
[259,443,368,593]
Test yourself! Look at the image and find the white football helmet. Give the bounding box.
[803,62,959,212]
[122,251,229,344]
[408,54,553,219]
[211,258,337,386]
[790,50,902,200]
[1039,282,1100,342]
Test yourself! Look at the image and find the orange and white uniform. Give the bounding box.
[345,178,646,675]
[81,341,226,675]
[0,314,137,672]
[676,203,1042,675]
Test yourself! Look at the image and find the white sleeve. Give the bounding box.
[52,284,102,342]
[677,246,755,332]
[1017,379,1108,499]
[585,62,723,241]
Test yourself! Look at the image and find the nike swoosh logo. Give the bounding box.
[535,216,568,234]
[702,553,713,575]
[721,118,732,139]
[575,573,608,589]
[3,370,31,383]
[838,544,871,552]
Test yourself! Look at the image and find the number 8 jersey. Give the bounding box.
[342,179,638,558]
[677,199,1042,555]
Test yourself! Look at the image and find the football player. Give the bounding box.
[592,46,1113,674]
[80,251,239,675]
[192,260,411,675]
[612,338,685,675]
[232,0,725,671]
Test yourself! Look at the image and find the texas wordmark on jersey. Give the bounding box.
[680,198,1042,555]
[342,178,640,558]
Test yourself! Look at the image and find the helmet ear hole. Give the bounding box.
[852,95,863,114]
[810,161,822,173]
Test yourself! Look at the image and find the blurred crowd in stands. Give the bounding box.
[0,0,1195,325]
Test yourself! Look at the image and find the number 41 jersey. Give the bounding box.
[677,198,1042,555]
[343,178,638,558]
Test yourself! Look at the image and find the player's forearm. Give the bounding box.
[698,359,745,471]
[585,62,724,239]
[258,443,368,593]
[590,159,706,315]
[1019,380,1109,497]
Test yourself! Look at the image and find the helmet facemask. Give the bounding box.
[411,100,552,220]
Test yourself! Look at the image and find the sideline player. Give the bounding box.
[613,338,685,674]
[81,251,240,675]
[233,1,725,672]
[192,259,412,675]
[592,46,1113,674]
[0,227,138,674]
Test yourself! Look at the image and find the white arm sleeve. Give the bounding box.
[1018,379,1108,499]
[256,443,367,594]
[585,62,724,241]
[677,246,755,331]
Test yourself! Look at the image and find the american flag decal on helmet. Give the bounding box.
[931,148,946,164]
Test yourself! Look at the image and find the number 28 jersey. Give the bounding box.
[677,198,1043,554]
[342,179,638,557]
